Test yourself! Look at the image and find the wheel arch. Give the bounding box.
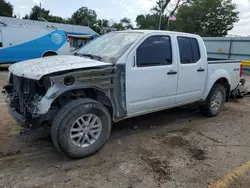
[53,87,114,116]
[42,50,58,57]
[36,86,115,122]
[202,69,231,101]
[214,77,230,101]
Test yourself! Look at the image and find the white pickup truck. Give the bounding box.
[3,30,242,158]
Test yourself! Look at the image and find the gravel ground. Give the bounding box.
[0,70,250,188]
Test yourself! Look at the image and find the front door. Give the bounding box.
[126,34,178,116]
[176,36,207,103]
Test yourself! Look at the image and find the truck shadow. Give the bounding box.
[111,103,201,138]
[30,103,201,144]
[0,103,202,160]
[29,103,202,144]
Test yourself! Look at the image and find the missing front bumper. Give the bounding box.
[8,106,27,126]
[3,86,27,126]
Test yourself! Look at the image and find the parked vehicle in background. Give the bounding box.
[0,23,70,63]
[67,32,98,52]
[3,30,242,159]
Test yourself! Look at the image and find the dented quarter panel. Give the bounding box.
[9,55,112,80]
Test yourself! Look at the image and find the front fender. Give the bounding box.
[34,67,115,114]
[34,81,109,114]
[35,82,62,114]
[201,69,231,100]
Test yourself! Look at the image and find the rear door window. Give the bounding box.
[177,37,200,64]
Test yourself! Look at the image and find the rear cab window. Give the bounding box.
[177,36,200,64]
[137,35,172,67]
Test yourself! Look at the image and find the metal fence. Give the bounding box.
[203,37,250,61]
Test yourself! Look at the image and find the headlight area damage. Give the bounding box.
[3,65,127,132]
[3,74,49,126]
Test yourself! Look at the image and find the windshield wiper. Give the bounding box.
[76,53,102,61]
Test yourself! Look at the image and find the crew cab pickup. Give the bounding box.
[3,30,242,158]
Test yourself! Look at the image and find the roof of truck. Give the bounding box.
[116,29,199,37]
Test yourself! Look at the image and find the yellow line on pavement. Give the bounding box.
[208,161,250,188]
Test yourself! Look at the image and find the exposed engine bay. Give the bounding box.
[3,73,50,125]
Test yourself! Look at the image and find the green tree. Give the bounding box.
[136,13,167,30]
[48,15,66,23]
[173,0,239,36]
[95,19,110,33]
[71,7,97,27]
[136,0,190,30]
[120,17,133,29]
[23,14,29,19]
[110,17,133,31]
[96,19,110,29]
[23,5,67,23]
[28,5,50,21]
[152,0,190,29]
[0,0,13,17]
[110,22,121,30]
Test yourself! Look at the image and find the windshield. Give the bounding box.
[76,32,143,64]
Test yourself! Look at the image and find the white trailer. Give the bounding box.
[0,23,70,63]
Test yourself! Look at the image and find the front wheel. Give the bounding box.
[51,98,112,159]
[200,84,226,117]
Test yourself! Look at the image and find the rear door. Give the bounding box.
[176,36,207,103]
[126,34,178,116]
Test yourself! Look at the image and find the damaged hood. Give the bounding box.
[9,55,112,80]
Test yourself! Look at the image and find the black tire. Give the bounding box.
[51,98,111,159]
[200,84,226,117]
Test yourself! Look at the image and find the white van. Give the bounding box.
[0,23,70,63]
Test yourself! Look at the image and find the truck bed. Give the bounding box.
[208,57,241,63]
[207,58,241,92]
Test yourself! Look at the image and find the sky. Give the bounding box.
[8,0,250,36]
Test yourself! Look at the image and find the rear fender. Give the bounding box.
[201,69,231,100]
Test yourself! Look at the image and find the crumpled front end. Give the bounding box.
[3,65,117,127]
[3,73,48,126]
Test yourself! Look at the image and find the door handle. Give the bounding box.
[197,68,205,72]
[167,70,177,75]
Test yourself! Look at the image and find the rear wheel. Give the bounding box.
[200,84,226,117]
[51,98,112,159]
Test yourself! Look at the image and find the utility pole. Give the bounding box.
[39,2,42,20]
[158,0,163,30]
